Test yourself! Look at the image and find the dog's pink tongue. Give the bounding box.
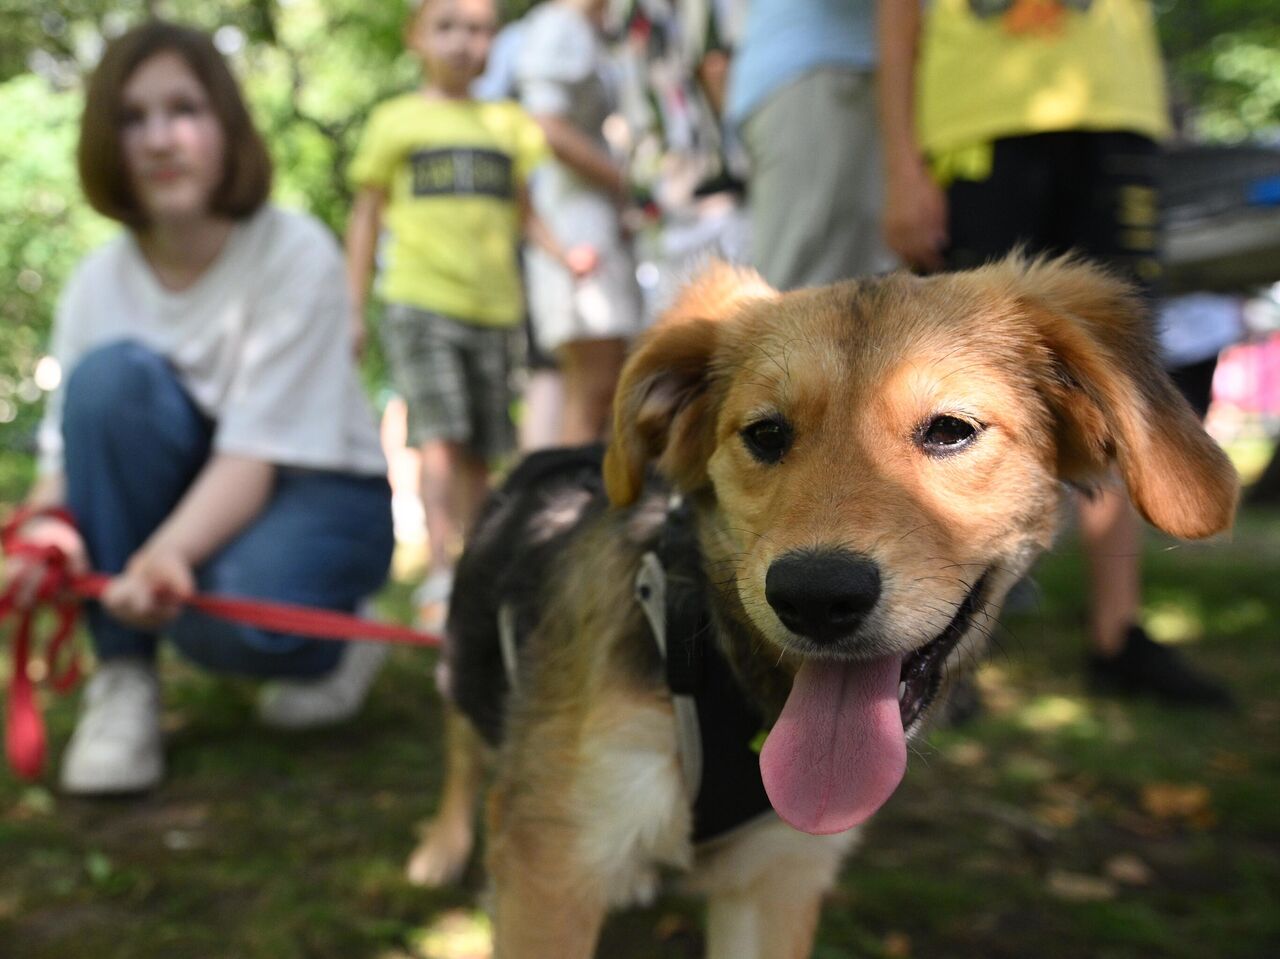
[760,655,907,835]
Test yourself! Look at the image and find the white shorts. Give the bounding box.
[525,242,644,355]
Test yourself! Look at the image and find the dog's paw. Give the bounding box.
[405,819,474,888]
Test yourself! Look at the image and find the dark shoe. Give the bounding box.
[1002,575,1040,615]
[1087,625,1235,709]
[939,674,983,727]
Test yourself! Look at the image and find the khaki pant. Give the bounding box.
[742,69,897,290]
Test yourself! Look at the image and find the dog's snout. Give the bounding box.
[765,550,882,643]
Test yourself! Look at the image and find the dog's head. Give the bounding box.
[604,255,1238,835]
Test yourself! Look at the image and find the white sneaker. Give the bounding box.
[60,657,164,795]
[413,569,454,633]
[256,640,389,730]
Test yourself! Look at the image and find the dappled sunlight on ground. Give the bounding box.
[1144,602,1206,643]
[401,908,491,959]
[1016,695,1102,737]
[1,505,1278,957]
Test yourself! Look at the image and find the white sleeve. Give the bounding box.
[214,218,366,471]
[517,8,594,115]
[36,264,93,477]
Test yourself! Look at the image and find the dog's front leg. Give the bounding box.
[706,883,823,959]
[406,705,486,886]
[699,823,857,959]
[486,781,607,959]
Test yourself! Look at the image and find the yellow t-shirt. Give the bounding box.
[349,94,547,327]
[917,0,1170,158]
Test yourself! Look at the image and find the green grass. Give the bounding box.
[2,509,1278,959]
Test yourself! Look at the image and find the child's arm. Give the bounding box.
[533,114,627,202]
[519,185,598,277]
[344,186,386,355]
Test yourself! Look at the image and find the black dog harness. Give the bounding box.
[634,499,775,845]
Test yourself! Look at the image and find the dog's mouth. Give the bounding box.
[896,571,989,731]
[760,571,989,837]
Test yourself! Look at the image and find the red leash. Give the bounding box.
[1,507,441,782]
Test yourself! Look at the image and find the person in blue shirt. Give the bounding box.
[724,0,896,289]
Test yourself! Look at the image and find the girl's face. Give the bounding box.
[119,51,226,227]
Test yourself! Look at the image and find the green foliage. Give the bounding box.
[0,0,1276,505]
[0,0,421,497]
[0,72,111,498]
[1159,0,1280,139]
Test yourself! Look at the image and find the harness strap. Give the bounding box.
[497,603,520,690]
[635,551,703,798]
[637,498,775,844]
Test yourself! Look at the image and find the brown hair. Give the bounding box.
[77,20,272,227]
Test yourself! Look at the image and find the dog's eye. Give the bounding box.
[919,415,979,455]
[741,418,792,464]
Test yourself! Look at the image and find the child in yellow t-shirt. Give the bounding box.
[346,0,594,627]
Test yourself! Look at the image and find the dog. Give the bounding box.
[405,254,1238,958]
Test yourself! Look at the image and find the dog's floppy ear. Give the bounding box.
[603,263,775,506]
[993,253,1238,539]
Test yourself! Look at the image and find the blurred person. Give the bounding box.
[517,0,644,445]
[879,0,1233,707]
[0,21,396,795]
[724,0,896,290]
[470,14,567,453]
[345,0,592,628]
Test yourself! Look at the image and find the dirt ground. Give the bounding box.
[2,511,1278,959]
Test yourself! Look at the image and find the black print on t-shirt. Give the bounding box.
[409,148,514,199]
[968,0,1093,16]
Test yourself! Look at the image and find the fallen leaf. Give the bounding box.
[1141,783,1212,821]
[1208,751,1250,775]
[944,740,988,768]
[883,931,912,957]
[1104,853,1153,886]
[654,912,695,940]
[1034,803,1079,830]
[1046,870,1117,902]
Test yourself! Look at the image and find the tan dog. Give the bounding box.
[407,255,1238,958]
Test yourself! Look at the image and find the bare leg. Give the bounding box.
[558,337,627,445]
[405,706,487,886]
[519,368,566,453]
[1077,486,1142,657]
[419,439,489,573]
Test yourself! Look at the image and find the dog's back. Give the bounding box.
[446,445,611,745]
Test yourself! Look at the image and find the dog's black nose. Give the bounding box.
[765,549,882,643]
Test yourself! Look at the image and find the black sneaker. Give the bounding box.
[938,674,983,727]
[1086,625,1235,709]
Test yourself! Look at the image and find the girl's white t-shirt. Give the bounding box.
[38,205,386,477]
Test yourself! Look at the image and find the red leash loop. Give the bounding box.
[1,506,440,782]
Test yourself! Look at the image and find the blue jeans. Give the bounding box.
[61,341,395,679]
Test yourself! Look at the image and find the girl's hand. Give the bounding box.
[564,244,599,279]
[102,545,194,630]
[1,513,88,610]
